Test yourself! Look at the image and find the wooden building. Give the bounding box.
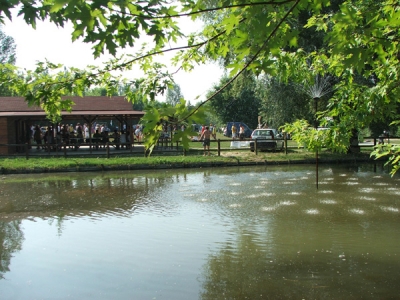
[0,96,145,154]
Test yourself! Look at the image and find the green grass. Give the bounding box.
[0,146,375,173]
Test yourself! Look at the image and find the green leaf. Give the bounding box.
[50,0,69,13]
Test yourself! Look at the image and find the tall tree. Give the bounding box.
[0,28,15,65]
[166,83,184,106]
[208,73,260,129]
[0,28,16,96]
[257,76,313,129]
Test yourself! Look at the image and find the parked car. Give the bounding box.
[224,122,253,138]
[249,128,284,152]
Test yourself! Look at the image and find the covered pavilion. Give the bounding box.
[0,96,145,155]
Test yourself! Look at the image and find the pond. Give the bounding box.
[0,163,399,299]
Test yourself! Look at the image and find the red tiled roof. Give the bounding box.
[0,96,135,112]
[0,111,144,117]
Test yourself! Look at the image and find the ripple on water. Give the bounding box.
[229,183,242,186]
[380,206,399,213]
[286,192,301,195]
[388,189,400,196]
[282,181,294,185]
[228,192,240,195]
[349,208,365,215]
[279,200,296,206]
[229,203,241,208]
[261,206,276,211]
[198,198,208,202]
[373,182,389,186]
[359,196,376,201]
[246,192,275,198]
[373,175,383,179]
[246,194,260,198]
[305,209,320,215]
[339,174,347,177]
[183,194,196,197]
[343,181,359,185]
[288,178,300,181]
[319,190,334,194]
[320,199,337,204]
[359,188,375,193]
[260,192,276,197]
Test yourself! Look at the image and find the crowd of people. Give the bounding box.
[29,123,143,151]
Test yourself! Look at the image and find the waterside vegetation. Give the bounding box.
[0,148,379,175]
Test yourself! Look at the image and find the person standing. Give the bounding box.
[231,124,237,140]
[84,123,89,143]
[239,124,245,141]
[33,125,42,150]
[120,130,127,149]
[135,125,142,142]
[211,124,217,139]
[201,124,206,134]
[200,126,212,156]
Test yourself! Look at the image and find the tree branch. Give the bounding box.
[110,0,297,20]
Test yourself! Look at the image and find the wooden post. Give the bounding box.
[64,142,67,158]
[255,139,258,155]
[217,139,221,156]
[25,143,29,160]
[284,133,287,155]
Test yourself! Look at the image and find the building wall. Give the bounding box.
[0,117,20,155]
[0,117,8,154]
[8,118,18,154]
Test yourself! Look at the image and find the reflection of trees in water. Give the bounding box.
[0,173,184,232]
[0,221,24,279]
[200,232,287,300]
[200,230,339,299]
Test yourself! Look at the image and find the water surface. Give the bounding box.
[0,163,399,299]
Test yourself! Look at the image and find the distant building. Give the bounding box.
[0,96,144,154]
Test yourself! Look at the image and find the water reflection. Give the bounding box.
[0,221,23,279]
[0,163,399,299]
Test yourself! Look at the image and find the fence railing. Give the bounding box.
[0,136,397,159]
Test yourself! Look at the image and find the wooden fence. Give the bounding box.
[0,136,397,159]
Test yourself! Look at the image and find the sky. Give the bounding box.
[3,13,224,103]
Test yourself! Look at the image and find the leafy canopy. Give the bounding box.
[0,0,399,172]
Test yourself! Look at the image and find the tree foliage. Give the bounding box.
[257,76,314,128]
[0,27,16,96]
[166,83,184,106]
[208,73,260,129]
[0,0,399,172]
[0,28,15,64]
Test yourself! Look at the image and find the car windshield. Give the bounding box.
[255,130,272,136]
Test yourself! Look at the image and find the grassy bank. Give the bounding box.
[0,148,377,174]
